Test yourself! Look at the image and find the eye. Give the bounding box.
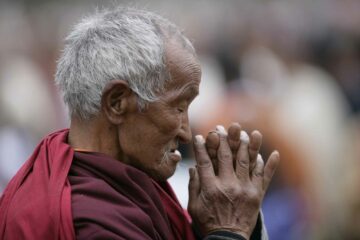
[177,108,184,113]
[175,100,188,114]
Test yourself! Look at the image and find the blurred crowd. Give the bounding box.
[0,0,360,239]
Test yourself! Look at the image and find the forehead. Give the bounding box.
[164,39,201,90]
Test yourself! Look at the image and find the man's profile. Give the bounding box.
[0,7,279,240]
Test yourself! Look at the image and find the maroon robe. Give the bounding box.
[69,151,195,240]
[0,129,196,240]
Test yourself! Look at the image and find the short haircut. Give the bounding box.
[55,7,195,120]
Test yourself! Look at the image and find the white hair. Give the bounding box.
[55,7,195,120]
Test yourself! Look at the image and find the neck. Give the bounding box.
[68,115,121,159]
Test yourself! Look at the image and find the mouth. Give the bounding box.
[166,146,182,163]
[169,148,181,157]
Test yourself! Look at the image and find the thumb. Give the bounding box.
[188,167,200,210]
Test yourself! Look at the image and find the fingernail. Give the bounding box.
[240,130,250,144]
[253,129,261,135]
[273,150,280,158]
[195,135,205,144]
[216,125,226,134]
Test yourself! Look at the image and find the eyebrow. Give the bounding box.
[180,85,199,99]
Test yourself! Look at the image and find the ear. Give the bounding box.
[101,80,134,125]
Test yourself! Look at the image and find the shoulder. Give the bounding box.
[69,175,158,240]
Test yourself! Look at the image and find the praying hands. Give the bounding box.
[188,123,280,240]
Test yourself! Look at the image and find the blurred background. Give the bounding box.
[0,0,359,239]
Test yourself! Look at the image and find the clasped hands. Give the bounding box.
[188,123,280,240]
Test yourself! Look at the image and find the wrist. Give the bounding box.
[206,230,249,240]
[207,228,250,240]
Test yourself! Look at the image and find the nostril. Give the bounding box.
[178,128,192,144]
[179,136,191,144]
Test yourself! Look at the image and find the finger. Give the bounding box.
[249,130,262,174]
[227,122,241,167]
[252,154,265,189]
[188,167,200,209]
[193,135,216,185]
[216,125,235,179]
[235,130,250,181]
[264,151,280,191]
[206,131,220,174]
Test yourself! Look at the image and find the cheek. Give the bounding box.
[118,119,151,149]
[119,109,182,159]
[155,113,181,136]
[147,102,182,135]
[117,127,141,155]
[118,120,172,157]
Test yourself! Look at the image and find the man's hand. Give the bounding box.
[188,123,280,240]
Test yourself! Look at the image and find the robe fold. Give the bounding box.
[0,129,75,240]
[69,151,196,240]
[0,129,196,240]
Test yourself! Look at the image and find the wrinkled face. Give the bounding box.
[118,41,201,181]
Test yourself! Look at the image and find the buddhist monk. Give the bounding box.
[0,7,279,240]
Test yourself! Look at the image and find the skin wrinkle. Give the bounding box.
[159,138,180,167]
[102,38,201,182]
[199,193,215,218]
[200,182,252,231]
[215,184,236,205]
[189,121,280,239]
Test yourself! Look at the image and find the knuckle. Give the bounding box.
[244,188,261,206]
[206,189,217,198]
[224,185,241,197]
[203,183,217,195]
[239,147,249,158]
[222,152,232,160]
[253,169,264,178]
[194,145,206,154]
[248,188,259,199]
[237,158,249,168]
[197,159,212,168]
[218,149,232,160]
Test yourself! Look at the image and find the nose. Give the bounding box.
[178,113,192,144]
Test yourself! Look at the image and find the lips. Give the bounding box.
[173,149,181,157]
[167,149,182,162]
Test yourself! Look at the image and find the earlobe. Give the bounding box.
[101,80,133,125]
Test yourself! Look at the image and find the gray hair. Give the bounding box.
[55,7,195,120]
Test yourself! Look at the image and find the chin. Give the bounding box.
[133,153,179,182]
[147,165,177,182]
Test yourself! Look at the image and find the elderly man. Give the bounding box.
[0,8,279,240]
